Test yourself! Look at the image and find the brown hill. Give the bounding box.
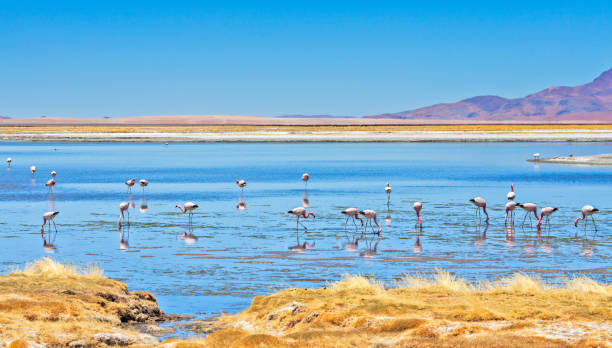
[368,68,612,122]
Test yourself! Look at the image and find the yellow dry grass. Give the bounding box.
[0,258,164,347]
[163,271,612,348]
[2,124,612,133]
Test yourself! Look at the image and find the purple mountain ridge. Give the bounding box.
[366,68,612,122]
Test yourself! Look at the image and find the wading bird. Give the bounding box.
[301,173,309,189]
[469,197,489,222]
[385,183,391,202]
[505,201,518,225]
[176,202,199,225]
[41,211,59,233]
[536,207,558,229]
[359,209,381,235]
[29,165,36,175]
[574,205,599,230]
[6,158,11,167]
[45,178,55,192]
[518,203,538,227]
[507,184,515,200]
[413,202,423,226]
[341,207,363,230]
[125,178,135,193]
[51,170,56,177]
[139,179,148,193]
[118,202,130,226]
[236,179,247,192]
[287,206,315,232]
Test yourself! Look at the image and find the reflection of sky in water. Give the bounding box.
[0,142,611,318]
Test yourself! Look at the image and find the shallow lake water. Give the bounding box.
[0,142,610,319]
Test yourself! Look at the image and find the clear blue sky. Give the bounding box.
[1,1,611,118]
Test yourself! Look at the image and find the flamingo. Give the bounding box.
[139,179,148,193]
[518,203,538,227]
[469,197,489,222]
[536,207,558,229]
[125,178,136,193]
[359,209,381,235]
[236,179,247,192]
[287,206,315,232]
[41,211,59,233]
[504,201,518,225]
[51,170,56,177]
[507,184,515,201]
[574,205,599,229]
[118,202,130,226]
[341,207,364,230]
[301,173,309,189]
[413,202,423,226]
[385,183,391,202]
[176,202,199,225]
[45,178,56,191]
[6,158,11,167]
[29,165,36,175]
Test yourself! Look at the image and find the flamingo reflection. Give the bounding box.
[360,235,381,258]
[41,228,58,253]
[140,197,148,213]
[236,197,246,210]
[414,226,422,253]
[118,225,129,250]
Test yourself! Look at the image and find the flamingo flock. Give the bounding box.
[4,154,603,251]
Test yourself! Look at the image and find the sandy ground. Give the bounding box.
[3,129,612,142]
[529,154,612,166]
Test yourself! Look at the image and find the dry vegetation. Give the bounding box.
[163,271,612,348]
[0,258,167,347]
[2,259,611,347]
[2,124,612,134]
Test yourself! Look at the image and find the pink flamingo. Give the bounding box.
[51,170,56,177]
[6,158,11,167]
[359,209,381,235]
[45,178,56,192]
[176,202,199,225]
[29,165,36,175]
[341,207,363,230]
[301,173,309,189]
[288,206,315,232]
[236,179,247,192]
[125,178,135,193]
[118,202,130,226]
[385,183,391,202]
[574,205,599,230]
[505,201,518,225]
[536,207,558,229]
[518,203,538,227]
[413,202,423,226]
[139,179,148,193]
[469,197,489,222]
[41,211,59,233]
[507,184,515,200]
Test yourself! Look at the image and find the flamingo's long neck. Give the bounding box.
[355,215,364,225]
[303,212,315,218]
[511,184,514,192]
[176,205,186,213]
[482,206,489,219]
[373,216,381,232]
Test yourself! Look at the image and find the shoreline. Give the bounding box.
[3,259,611,347]
[3,128,612,142]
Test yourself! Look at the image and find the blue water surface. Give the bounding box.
[0,142,610,319]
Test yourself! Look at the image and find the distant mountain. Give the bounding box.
[0,116,10,119]
[276,114,356,118]
[367,68,612,122]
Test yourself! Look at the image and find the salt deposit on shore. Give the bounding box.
[529,153,612,166]
[3,129,612,142]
